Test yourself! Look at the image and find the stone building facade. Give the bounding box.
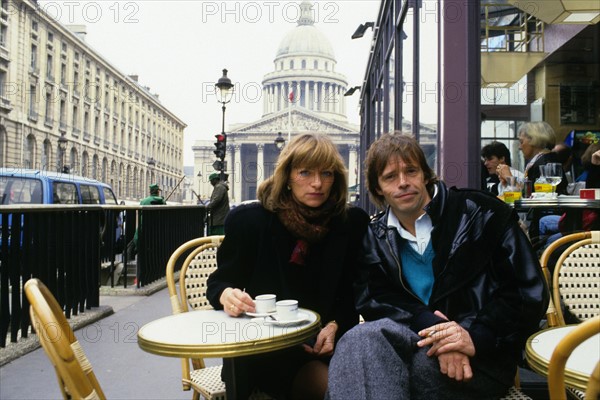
[0,0,186,202]
[193,1,359,203]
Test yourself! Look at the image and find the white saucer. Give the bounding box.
[263,312,310,326]
[245,311,276,318]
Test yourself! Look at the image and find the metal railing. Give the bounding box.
[0,204,206,347]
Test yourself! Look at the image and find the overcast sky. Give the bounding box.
[37,0,380,166]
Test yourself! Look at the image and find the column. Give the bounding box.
[320,82,326,113]
[349,144,358,187]
[276,83,281,112]
[302,81,308,108]
[256,143,264,186]
[233,144,242,202]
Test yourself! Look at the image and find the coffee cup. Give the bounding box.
[276,299,299,321]
[254,294,276,314]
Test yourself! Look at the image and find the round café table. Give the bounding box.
[138,308,321,398]
[525,325,599,391]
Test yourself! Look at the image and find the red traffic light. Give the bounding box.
[215,134,226,142]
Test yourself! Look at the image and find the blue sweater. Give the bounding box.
[400,240,434,304]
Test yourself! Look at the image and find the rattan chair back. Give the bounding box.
[539,231,593,327]
[547,316,600,400]
[552,231,600,325]
[24,278,106,400]
[165,235,226,400]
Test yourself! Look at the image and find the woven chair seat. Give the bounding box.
[189,365,226,400]
[500,386,531,400]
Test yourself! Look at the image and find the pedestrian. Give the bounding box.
[207,133,369,399]
[126,184,166,260]
[207,172,230,235]
[327,132,548,400]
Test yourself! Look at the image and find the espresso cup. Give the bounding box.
[254,294,276,314]
[276,299,299,321]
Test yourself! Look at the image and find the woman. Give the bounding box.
[207,133,369,399]
[517,121,568,194]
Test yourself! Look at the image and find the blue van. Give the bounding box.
[0,168,118,205]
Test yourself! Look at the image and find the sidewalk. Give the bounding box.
[0,282,223,400]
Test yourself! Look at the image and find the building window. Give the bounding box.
[314,60,318,69]
[29,84,37,118]
[45,90,52,121]
[47,32,53,43]
[30,44,37,69]
[60,63,66,84]
[290,60,294,69]
[46,54,53,79]
[302,60,306,69]
[0,22,7,47]
[72,104,78,127]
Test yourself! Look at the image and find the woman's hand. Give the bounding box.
[219,287,255,317]
[302,321,338,356]
[496,164,513,185]
[417,310,475,358]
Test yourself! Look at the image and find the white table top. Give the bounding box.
[138,308,321,358]
[527,325,599,376]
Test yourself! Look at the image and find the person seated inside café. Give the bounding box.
[538,142,600,253]
[481,141,524,196]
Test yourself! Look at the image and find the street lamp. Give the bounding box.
[215,68,234,181]
[58,134,68,173]
[274,131,285,152]
[147,157,156,170]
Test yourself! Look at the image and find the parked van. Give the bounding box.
[0,168,118,205]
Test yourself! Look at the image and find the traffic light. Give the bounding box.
[214,134,226,160]
[212,160,224,171]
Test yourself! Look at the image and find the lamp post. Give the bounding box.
[58,134,68,173]
[274,131,285,152]
[215,68,234,181]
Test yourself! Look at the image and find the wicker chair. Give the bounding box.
[551,231,600,326]
[24,278,107,400]
[547,316,600,400]
[166,236,226,400]
[539,231,594,327]
[540,231,600,399]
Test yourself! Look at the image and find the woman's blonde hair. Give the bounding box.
[257,133,348,216]
[519,121,556,150]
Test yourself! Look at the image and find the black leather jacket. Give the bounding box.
[355,182,548,384]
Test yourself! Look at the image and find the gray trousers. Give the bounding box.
[327,318,510,400]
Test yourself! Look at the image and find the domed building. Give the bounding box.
[193,1,359,202]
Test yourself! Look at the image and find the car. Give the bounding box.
[0,168,118,205]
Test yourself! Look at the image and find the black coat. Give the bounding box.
[207,201,369,397]
[207,201,369,335]
[355,182,549,386]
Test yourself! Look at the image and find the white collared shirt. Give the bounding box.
[386,185,437,255]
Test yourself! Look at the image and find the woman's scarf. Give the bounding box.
[277,199,334,266]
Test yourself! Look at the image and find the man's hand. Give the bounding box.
[417,310,475,358]
[437,351,473,382]
[592,149,600,166]
[302,321,338,356]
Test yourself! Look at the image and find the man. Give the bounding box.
[481,141,524,196]
[207,172,230,235]
[327,133,548,399]
[140,184,166,205]
[126,184,166,259]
